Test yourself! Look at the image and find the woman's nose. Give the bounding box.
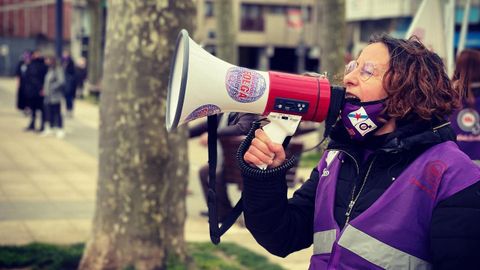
[343,70,357,87]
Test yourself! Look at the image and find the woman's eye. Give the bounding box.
[345,61,357,74]
[362,68,374,76]
[359,63,376,81]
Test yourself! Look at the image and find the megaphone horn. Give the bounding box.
[166,29,345,140]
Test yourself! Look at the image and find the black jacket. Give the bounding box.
[241,119,480,269]
[24,58,48,99]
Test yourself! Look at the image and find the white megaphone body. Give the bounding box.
[166,30,345,168]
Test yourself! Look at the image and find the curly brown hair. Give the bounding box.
[370,34,461,120]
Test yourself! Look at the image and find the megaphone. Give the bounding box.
[166,29,345,146]
[166,30,345,244]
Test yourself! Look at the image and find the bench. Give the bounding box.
[219,136,305,190]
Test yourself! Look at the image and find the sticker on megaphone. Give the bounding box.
[225,67,266,103]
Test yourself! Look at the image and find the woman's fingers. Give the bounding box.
[268,142,286,167]
[251,137,273,158]
[254,129,272,145]
[244,145,273,166]
[243,128,287,168]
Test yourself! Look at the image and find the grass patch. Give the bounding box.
[299,151,323,168]
[189,242,284,270]
[0,242,83,270]
[298,138,329,168]
[0,242,284,270]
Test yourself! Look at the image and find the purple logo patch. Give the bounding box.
[185,104,221,122]
[410,160,446,199]
[225,67,266,103]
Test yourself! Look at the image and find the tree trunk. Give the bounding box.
[215,0,237,64]
[86,0,104,89]
[79,1,196,269]
[317,0,346,84]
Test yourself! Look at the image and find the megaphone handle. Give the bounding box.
[257,113,302,170]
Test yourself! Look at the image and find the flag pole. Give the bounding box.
[445,0,455,76]
[406,0,427,38]
[457,0,471,56]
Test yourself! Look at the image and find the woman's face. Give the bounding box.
[343,42,390,102]
[45,57,52,66]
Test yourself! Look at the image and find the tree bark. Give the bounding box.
[215,0,237,64]
[79,1,196,269]
[86,0,104,89]
[317,0,346,84]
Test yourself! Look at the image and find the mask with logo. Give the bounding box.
[340,98,389,141]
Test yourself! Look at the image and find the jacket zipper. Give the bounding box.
[344,156,376,227]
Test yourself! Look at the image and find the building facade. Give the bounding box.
[194,0,423,73]
[0,0,73,41]
[196,0,322,73]
[1,0,480,76]
[196,0,480,74]
[346,0,421,57]
[0,0,97,76]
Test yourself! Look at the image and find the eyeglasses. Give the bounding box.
[344,60,384,82]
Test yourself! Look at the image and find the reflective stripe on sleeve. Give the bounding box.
[313,229,336,255]
[338,225,431,270]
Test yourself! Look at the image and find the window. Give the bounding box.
[269,5,286,15]
[207,30,216,39]
[240,4,264,31]
[205,1,214,17]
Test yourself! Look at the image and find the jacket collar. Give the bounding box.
[328,118,456,155]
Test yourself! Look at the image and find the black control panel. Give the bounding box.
[273,98,309,114]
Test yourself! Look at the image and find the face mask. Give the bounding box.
[340,98,389,141]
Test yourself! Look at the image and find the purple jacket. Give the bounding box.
[310,141,480,269]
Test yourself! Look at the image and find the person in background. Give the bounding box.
[24,50,48,132]
[75,57,88,98]
[62,50,76,117]
[241,34,480,269]
[189,113,260,222]
[41,56,66,139]
[15,50,31,115]
[450,49,480,163]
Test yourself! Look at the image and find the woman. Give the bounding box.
[240,34,480,269]
[450,49,480,162]
[24,50,48,131]
[62,50,77,118]
[15,50,31,114]
[42,56,66,138]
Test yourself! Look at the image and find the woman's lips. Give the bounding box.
[345,93,360,100]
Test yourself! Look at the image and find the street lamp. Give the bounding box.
[55,0,63,58]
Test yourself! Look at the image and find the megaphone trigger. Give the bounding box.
[258,113,302,170]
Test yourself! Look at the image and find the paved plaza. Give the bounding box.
[0,77,313,269]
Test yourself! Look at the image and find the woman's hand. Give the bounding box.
[244,129,286,168]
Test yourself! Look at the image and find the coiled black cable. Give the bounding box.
[237,121,297,178]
